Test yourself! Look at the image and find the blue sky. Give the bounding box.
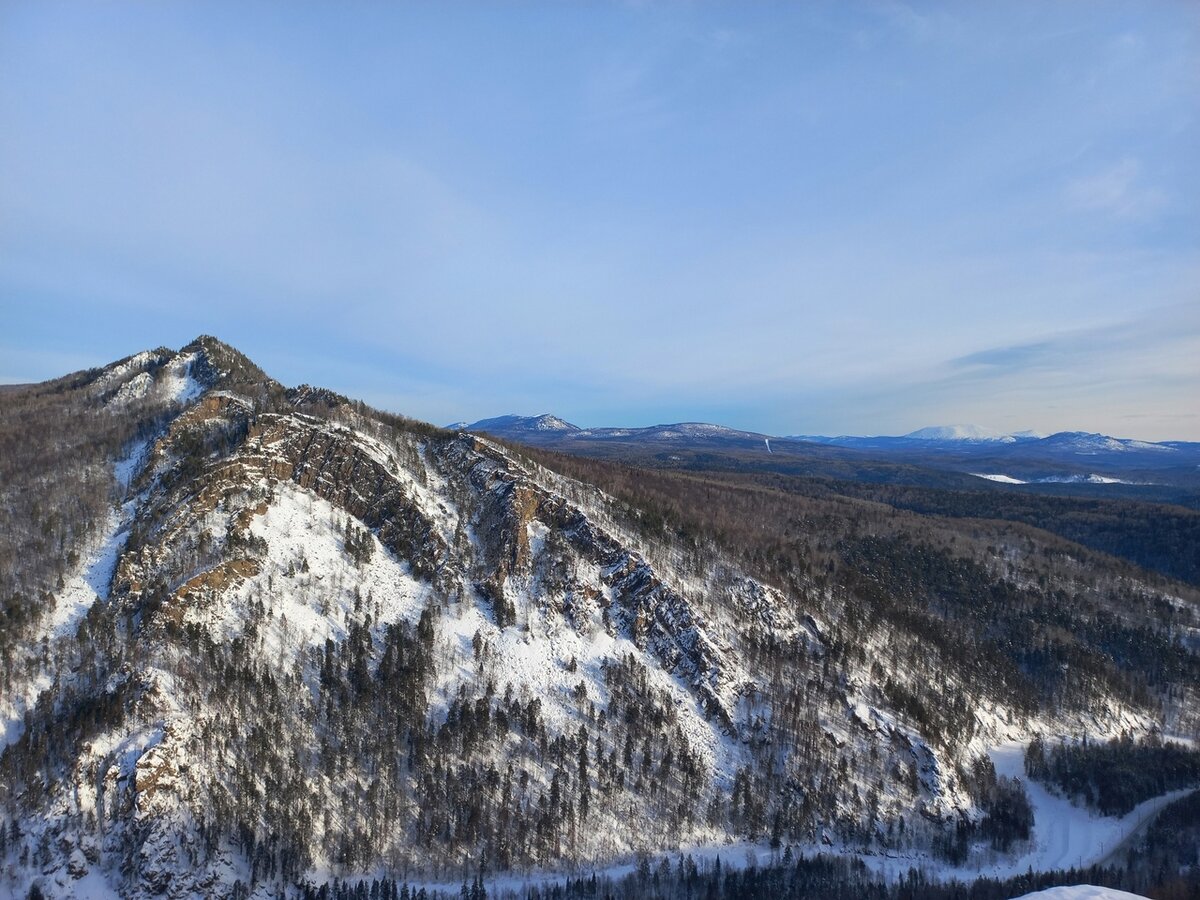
[2,1,1197,439]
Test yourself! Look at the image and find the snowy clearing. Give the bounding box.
[985,741,1192,876]
[797,739,1193,884]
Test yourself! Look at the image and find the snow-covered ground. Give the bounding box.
[971,473,1141,485]
[298,736,1188,898]
[1013,887,1150,900]
[159,351,205,405]
[102,350,205,409]
[843,740,1192,882]
[205,480,433,653]
[984,741,1190,876]
[303,840,782,899]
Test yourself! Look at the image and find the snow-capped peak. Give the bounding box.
[905,424,1008,442]
[528,413,576,431]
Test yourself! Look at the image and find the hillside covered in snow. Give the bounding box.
[1,338,1198,898]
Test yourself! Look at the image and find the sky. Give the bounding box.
[1,1,1197,440]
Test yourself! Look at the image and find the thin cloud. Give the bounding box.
[868,1,961,44]
[1064,158,1168,219]
[950,304,1200,380]
[952,342,1056,372]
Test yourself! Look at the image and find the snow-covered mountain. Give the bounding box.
[1037,431,1173,454]
[1,339,1196,898]
[786,427,1200,478]
[455,417,1195,474]
[796,425,1173,451]
[904,424,1016,442]
[456,415,769,445]
[450,413,580,434]
[899,424,1051,443]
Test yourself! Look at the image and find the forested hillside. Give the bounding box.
[1,338,1196,898]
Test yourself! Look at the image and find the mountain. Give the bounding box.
[449,413,580,434]
[1037,431,1174,455]
[901,425,1045,443]
[2,340,1198,898]
[456,415,772,447]
[457,416,1199,477]
[453,416,1200,517]
[791,426,1190,456]
[784,428,1200,489]
[904,424,1015,442]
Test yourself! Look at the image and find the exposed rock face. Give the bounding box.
[447,436,742,730]
[122,400,748,732]
[243,414,453,582]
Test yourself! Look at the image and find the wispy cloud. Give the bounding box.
[952,341,1056,372]
[868,1,961,44]
[1064,158,1167,219]
[852,304,1200,438]
[951,302,1200,380]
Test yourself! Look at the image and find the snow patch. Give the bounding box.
[972,473,1144,486]
[158,352,205,405]
[1036,474,1138,485]
[984,742,1191,876]
[111,371,154,405]
[95,350,160,391]
[1013,888,1151,900]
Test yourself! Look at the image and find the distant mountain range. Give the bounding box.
[792,425,1184,456]
[794,426,1027,447]
[449,413,780,448]
[449,415,1200,490]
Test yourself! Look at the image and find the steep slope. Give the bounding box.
[0,336,269,745]
[1,340,1196,898]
